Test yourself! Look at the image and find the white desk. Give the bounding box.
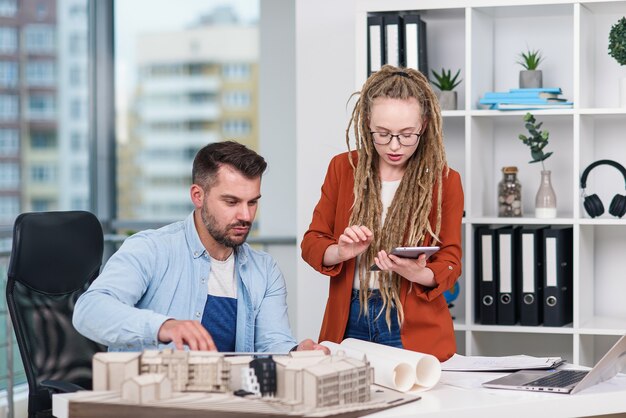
[368,371,626,417]
[52,371,626,418]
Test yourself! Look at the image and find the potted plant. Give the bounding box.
[608,16,626,106]
[517,48,543,89]
[430,68,462,110]
[518,112,556,218]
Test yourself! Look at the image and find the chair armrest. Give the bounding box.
[40,379,85,393]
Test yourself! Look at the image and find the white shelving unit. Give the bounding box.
[356,0,626,366]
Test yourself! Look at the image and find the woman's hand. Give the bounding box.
[373,251,436,287]
[323,225,373,266]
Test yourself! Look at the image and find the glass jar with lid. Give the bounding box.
[498,166,522,217]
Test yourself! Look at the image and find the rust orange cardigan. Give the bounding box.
[301,151,464,361]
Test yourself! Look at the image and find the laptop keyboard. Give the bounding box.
[523,370,589,388]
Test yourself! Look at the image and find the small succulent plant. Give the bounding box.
[430,68,462,91]
[517,48,543,70]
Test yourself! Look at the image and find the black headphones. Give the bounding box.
[580,159,626,218]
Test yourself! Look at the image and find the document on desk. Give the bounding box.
[321,338,441,393]
[442,353,563,371]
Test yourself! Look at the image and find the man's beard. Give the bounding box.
[201,206,251,248]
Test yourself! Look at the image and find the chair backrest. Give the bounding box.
[6,211,106,416]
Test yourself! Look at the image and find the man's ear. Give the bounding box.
[190,184,205,209]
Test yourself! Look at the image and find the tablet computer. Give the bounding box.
[369,246,440,270]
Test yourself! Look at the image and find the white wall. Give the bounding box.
[294,0,357,341]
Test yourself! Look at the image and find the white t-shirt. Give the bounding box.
[208,252,237,298]
[352,179,402,289]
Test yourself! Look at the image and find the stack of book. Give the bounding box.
[479,88,573,110]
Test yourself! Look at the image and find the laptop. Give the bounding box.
[483,334,626,394]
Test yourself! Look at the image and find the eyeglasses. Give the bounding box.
[370,132,421,146]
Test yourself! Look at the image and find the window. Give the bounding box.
[222,119,251,136]
[115,1,260,222]
[36,3,48,19]
[28,94,56,120]
[0,61,18,87]
[0,0,90,396]
[71,197,88,210]
[26,61,56,86]
[31,198,52,211]
[0,196,19,222]
[0,95,18,120]
[31,131,57,149]
[0,0,17,17]
[70,98,82,119]
[0,28,17,53]
[0,129,18,155]
[0,163,19,188]
[69,33,86,54]
[69,65,84,86]
[222,63,251,80]
[71,164,86,182]
[70,132,84,151]
[30,164,57,183]
[69,4,86,18]
[223,91,251,108]
[24,25,56,53]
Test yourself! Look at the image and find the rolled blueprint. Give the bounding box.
[321,338,441,392]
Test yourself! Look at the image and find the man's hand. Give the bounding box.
[157,319,217,351]
[296,338,330,354]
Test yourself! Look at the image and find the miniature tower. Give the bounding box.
[250,357,277,397]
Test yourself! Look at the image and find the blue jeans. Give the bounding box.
[343,289,403,348]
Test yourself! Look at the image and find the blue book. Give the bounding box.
[483,91,559,99]
[479,97,566,105]
[491,102,573,110]
[509,87,562,94]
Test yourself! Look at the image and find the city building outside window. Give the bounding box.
[0,196,18,222]
[24,24,56,53]
[0,128,18,155]
[28,94,56,120]
[30,164,57,183]
[0,61,18,87]
[116,1,259,221]
[26,60,57,86]
[0,162,18,189]
[0,27,17,53]
[0,0,17,17]
[0,94,18,120]
[31,131,57,149]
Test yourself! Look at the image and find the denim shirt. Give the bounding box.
[73,212,297,353]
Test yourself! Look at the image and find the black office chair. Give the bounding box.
[6,211,106,418]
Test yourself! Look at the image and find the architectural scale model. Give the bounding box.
[90,349,377,412]
[52,349,420,418]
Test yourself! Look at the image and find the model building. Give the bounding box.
[92,349,372,410]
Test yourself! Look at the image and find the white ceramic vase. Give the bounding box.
[535,170,557,218]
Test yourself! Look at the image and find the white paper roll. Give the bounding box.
[320,339,441,392]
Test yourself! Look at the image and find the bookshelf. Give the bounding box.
[355,0,626,367]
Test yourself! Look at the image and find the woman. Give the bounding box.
[301,65,463,361]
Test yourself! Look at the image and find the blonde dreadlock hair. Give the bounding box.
[346,64,448,329]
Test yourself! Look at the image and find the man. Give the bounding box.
[74,141,326,354]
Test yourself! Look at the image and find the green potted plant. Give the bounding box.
[518,112,556,218]
[517,48,543,89]
[430,68,462,110]
[608,16,626,107]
